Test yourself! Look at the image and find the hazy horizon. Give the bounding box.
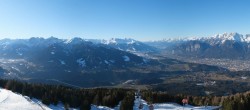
[0,32,248,42]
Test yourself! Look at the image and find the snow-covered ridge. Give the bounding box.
[1,32,249,45]
[64,37,85,44]
[101,38,139,45]
[0,88,81,110]
[150,32,250,43]
[211,32,244,41]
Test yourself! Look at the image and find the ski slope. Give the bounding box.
[152,103,220,110]
[0,88,50,110]
[0,88,80,110]
[90,95,221,110]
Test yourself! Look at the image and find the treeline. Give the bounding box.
[0,79,135,110]
[141,91,222,106]
[2,79,250,110]
[222,91,250,110]
[120,92,135,110]
[141,91,217,107]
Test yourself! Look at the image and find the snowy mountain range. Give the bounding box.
[146,32,250,59]
[0,36,225,88]
[0,37,147,66]
[0,32,246,88]
[149,32,250,43]
[0,37,156,87]
[0,33,245,110]
[88,38,158,53]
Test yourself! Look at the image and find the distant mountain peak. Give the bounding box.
[101,38,138,45]
[211,32,244,42]
[152,32,247,43]
[64,37,84,44]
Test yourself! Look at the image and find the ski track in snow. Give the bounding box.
[0,89,9,103]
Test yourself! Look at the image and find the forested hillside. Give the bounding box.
[1,79,250,110]
[0,79,135,110]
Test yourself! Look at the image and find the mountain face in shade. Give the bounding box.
[0,37,225,87]
[0,37,152,87]
[0,37,146,67]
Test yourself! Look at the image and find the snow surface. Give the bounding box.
[0,88,50,110]
[143,58,149,63]
[133,96,221,110]
[109,60,115,63]
[91,105,112,110]
[91,96,220,110]
[127,40,135,44]
[91,102,120,110]
[59,60,66,65]
[101,38,117,45]
[101,38,138,45]
[17,52,23,56]
[76,58,86,67]
[152,103,220,110]
[241,76,248,80]
[122,56,130,62]
[0,88,80,110]
[104,60,110,65]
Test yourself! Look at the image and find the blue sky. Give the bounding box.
[0,0,250,41]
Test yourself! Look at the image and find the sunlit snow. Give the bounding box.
[77,58,86,67]
[122,56,130,62]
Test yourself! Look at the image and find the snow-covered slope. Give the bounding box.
[152,103,220,110]
[91,105,119,110]
[90,95,221,110]
[0,88,80,110]
[0,88,50,110]
[198,32,247,45]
